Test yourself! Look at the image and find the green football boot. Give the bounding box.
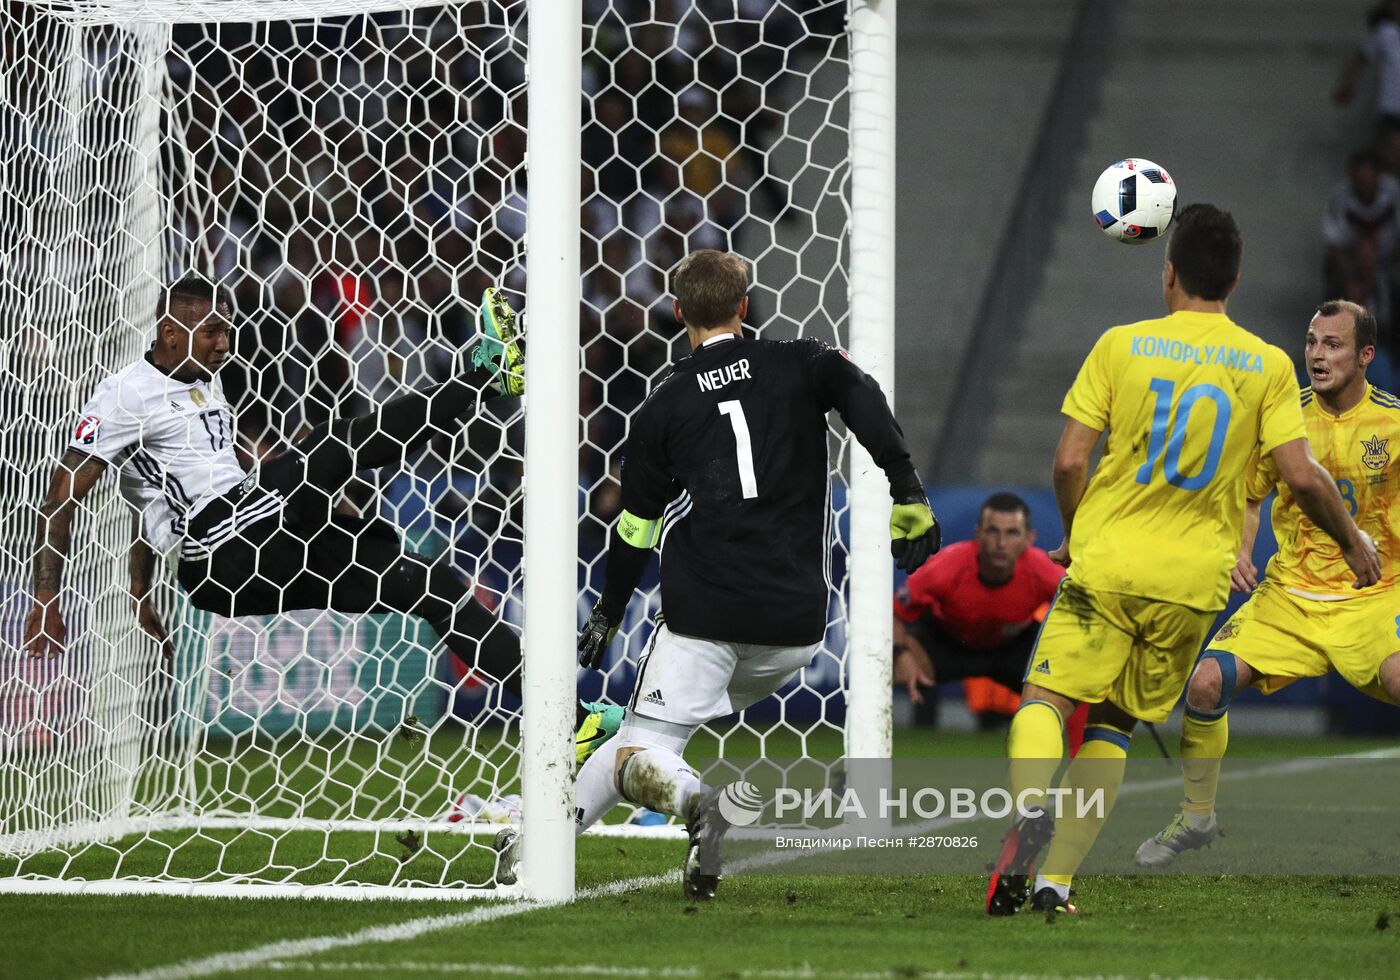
[472,287,525,397]
[575,701,625,769]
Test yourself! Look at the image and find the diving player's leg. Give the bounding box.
[281,517,525,703]
[177,520,304,618]
[339,533,525,700]
[342,288,523,466]
[271,289,525,499]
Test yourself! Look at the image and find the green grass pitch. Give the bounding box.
[4,729,1400,979]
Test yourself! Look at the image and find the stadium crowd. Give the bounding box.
[1326,0,1400,389]
[167,2,838,467]
[157,1,841,597]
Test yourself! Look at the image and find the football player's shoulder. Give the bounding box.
[754,335,846,384]
[1112,315,1168,335]
[93,359,158,412]
[1256,337,1295,375]
[772,335,839,362]
[638,363,683,408]
[1082,321,1139,362]
[1368,384,1400,415]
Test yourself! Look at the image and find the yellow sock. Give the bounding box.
[1179,710,1228,818]
[1040,723,1129,887]
[1007,700,1065,813]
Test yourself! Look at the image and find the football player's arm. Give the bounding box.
[1049,417,1102,567]
[23,449,109,658]
[891,563,937,700]
[810,349,939,572]
[1269,437,1380,588]
[1230,498,1263,594]
[128,516,175,661]
[578,507,667,670]
[579,417,676,669]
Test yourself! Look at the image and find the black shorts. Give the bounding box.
[177,420,414,618]
[905,617,1037,693]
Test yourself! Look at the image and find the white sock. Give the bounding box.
[1184,810,1214,831]
[617,746,708,819]
[574,741,623,836]
[1033,875,1069,900]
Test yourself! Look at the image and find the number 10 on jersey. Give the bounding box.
[719,400,758,499]
[1134,377,1232,491]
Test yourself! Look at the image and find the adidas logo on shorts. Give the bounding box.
[1033,659,1051,675]
[642,688,666,706]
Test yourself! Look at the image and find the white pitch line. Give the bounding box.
[91,746,1400,980]
[257,960,1259,980]
[93,871,680,980]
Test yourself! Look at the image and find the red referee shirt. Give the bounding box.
[893,540,1064,650]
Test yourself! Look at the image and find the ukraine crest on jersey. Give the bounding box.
[1060,310,1306,612]
[1252,384,1400,596]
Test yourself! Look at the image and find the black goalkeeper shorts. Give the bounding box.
[177,419,425,618]
[905,617,1038,693]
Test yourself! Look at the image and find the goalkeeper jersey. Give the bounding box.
[619,333,919,646]
[1061,310,1306,612]
[1252,384,1400,598]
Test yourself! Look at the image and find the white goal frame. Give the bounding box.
[0,0,897,903]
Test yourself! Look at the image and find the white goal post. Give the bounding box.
[0,0,896,902]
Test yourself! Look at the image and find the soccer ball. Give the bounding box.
[1091,158,1176,243]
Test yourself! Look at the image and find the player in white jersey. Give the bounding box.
[21,273,557,724]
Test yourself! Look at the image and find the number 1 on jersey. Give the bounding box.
[718,400,758,499]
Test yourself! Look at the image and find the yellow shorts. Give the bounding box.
[1205,580,1400,704]
[1025,579,1217,724]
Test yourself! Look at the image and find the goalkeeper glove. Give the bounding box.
[578,603,621,670]
[890,492,940,573]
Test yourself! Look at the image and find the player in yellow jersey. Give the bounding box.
[985,205,1382,917]
[1135,299,1400,867]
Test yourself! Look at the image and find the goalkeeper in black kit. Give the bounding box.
[511,249,938,899]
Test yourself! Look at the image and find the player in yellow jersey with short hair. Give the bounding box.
[985,205,1382,917]
[1136,299,1400,868]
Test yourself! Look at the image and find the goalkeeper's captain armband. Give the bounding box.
[617,509,662,549]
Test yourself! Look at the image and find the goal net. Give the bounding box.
[0,0,881,899]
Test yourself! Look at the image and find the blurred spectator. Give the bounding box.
[1322,149,1400,305]
[1378,119,1400,176]
[146,1,842,578]
[1335,0,1400,130]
